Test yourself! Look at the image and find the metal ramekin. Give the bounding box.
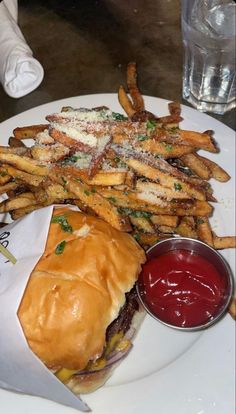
[136,237,234,332]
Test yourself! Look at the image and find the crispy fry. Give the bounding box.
[138,139,194,158]
[1,164,44,186]
[97,187,213,216]
[0,192,36,213]
[157,225,175,234]
[136,180,192,200]
[0,167,11,185]
[0,146,28,155]
[178,130,217,153]
[44,183,75,200]
[181,153,211,180]
[8,137,27,148]
[13,124,49,140]
[127,62,144,111]
[196,217,214,246]
[10,201,57,220]
[53,166,129,186]
[118,85,136,117]
[213,235,236,249]
[130,216,155,234]
[228,297,236,320]
[0,153,49,176]
[168,101,181,117]
[123,158,205,200]
[132,232,168,248]
[151,215,179,227]
[0,181,19,195]
[58,176,132,232]
[197,155,231,182]
[176,216,197,238]
[31,144,70,163]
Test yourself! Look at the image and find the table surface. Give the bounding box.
[0,0,235,129]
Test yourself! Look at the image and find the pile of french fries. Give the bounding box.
[0,62,235,252]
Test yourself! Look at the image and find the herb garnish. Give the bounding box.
[133,233,141,242]
[165,144,173,152]
[170,126,180,133]
[61,177,67,186]
[146,119,157,130]
[117,207,152,219]
[51,214,73,233]
[137,134,148,141]
[61,155,79,165]
[196,218,205,225]
[174,183,182,191]
[107,197,117,203]
[112,112,128,121]
[55,240,66,255]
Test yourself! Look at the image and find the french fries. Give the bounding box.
[126,62,144,112]
[213,235,236,249]
[118,85,136,117]
[13,124,49,140]
[196,217,214,246]
[197,154,230,182]
[0,62,234,253]
[228,297,236,320]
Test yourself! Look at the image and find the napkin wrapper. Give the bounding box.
[0,205,90,412]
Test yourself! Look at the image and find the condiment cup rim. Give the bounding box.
[136,237,234,332]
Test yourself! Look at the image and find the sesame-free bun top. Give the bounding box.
[18,207,146,371]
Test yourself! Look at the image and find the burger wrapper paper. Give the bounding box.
[0,205,90,412]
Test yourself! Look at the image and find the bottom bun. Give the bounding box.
[63,300,145,395]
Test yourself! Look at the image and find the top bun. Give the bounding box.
[18,207,146,371]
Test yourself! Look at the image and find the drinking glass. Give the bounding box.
[181,0,236,114]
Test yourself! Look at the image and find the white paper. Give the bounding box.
[0,205,90,412]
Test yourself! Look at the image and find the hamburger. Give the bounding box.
[17,207,146,395]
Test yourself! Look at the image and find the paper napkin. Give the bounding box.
[0,1,44,98]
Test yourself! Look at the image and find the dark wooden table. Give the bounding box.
[0,0,235,129]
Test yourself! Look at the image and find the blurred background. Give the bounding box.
[0,0,235,128]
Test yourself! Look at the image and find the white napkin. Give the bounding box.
[0,1,44,98]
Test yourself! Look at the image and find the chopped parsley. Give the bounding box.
[55,240,66,255]
[137,134,148,141]
[131,211,152,219]
[170,126,180,133]
[133,233,141,242]
[196,218,205,225]
[117,207,152,219]
[118,161,127,168]
[146,119,157,131]
[0,170,8,177]
[165,144,173,152]
[107,197,117,203]
[61,155,79,165]
[114,156,120,163]
[51,214,73,233]
[174,183,182,191]
[61,176,67,186]
[91,188,96,193]
[84,190,91,196]
[112,112,128,121]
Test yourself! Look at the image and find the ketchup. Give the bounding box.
[139,249,227,328]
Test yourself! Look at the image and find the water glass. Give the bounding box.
[181,0,236,114]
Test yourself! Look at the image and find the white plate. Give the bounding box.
[0,94,235,414]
